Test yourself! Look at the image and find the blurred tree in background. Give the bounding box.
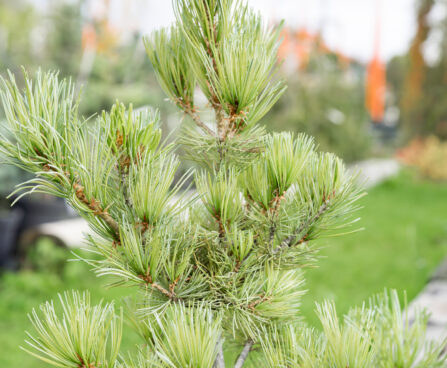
[266,52,371,162]
[0,0,170,120]
[0,0,173,197]
[46,1,83,78]
[0,0,37,73]
[388,0,447,140]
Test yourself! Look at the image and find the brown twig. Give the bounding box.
[169,276,180,294]
[247,294,271,311]
[118,161,132,209]
[182,100,216,136]
[138,269,179,302]
[36,148,121,244]
[273,199,331,254]
[152,282,179,301]
[135,214,151,235]
[234,259,242,273]
[76,353,96,368]
[73,183,120,240]
[268,190,287,248]
[214,213,226,241]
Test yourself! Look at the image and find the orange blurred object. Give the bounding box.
[278,27,351,70]
[366,54,386,123]
[366,2,386,124]
[81,0,117,54]
[82,24,97,50]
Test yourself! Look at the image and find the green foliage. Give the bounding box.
[144,26,195,110]
[122,303,222,367]
[23,291,122,368]
[0,69,78,176]
[104,103,162,160]
[0,174,446,368]
[196,170,244,228]
[242,133,314,208]
[25,238,69,274]
[149,305,222,367]
[0,1,445,367]
[179,123,266,170]
[261,290,447,367]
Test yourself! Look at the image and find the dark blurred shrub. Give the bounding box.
[24,238,69,275]
[80,81,167,118]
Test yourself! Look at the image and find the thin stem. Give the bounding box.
[176,95,215,136]
[213,343,225,368]
[34,149,121,242]
[273,199,331,254]
[152,282,179,301]
[76,353,97,368]
[234,339,254,368]
[118,162,132,209]
[215,105,226,140]
[268,190,286,249]
[138,271,179,302]
[184,105,215,136]
[73,182,120,240]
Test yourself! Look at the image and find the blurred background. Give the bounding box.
[0,0,447,366]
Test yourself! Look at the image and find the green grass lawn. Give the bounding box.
[301,171,447,325]
[1,171,447,367]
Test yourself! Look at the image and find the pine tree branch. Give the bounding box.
[30,144,123,244]
[138,270,179,302]
[273,199,331,254]
[34,149,121,243]
[234,339,254,368]
[31,146,122,243]
[152,282,179,301]
[247,294,271,311]
[73,183,120,240]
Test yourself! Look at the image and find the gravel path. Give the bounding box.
[408,260,447,341]
[348,158,400,188]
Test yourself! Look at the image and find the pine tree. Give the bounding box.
[1,1,446,367]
